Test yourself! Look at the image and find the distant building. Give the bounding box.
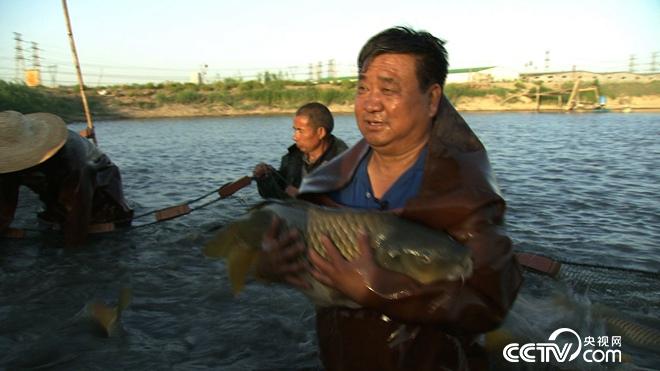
[190,72,203,85]
[446,66,520,84]
[520,71,659,86]
[317,68,659,87]
[446,66,492,84]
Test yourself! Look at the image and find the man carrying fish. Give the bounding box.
[207,26,522,370]
[252,102,348,199]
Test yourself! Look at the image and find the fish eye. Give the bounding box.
[419,254,432,264]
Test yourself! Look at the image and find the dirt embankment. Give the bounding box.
[102,95,660,120]
[26,80,659,121]
[452,95,660,113]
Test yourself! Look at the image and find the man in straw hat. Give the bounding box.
[0,111,133,246]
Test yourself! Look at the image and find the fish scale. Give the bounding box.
[307,208,366,260]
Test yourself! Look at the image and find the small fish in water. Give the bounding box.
[204,200,473,307]
[88,287,132,337]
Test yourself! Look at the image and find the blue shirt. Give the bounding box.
[329,146,428,210]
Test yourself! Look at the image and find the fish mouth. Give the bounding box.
[442,257,474,282]
[401,255,474,284]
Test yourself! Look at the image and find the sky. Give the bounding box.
[1,0,658,85]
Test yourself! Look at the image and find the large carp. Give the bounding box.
[204,200,473,307]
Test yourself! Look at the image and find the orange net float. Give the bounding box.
[3,227,26,239]
[154,204,191,221]
[88,223,116,234]
[218,176,253,198]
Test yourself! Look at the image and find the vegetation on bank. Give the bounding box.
[1,77,659,120]
[0,80,110,118]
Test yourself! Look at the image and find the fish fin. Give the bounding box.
[90,301,118,337]
[484,328,516,352]
[117,287,132,318]
[227,246,259,294]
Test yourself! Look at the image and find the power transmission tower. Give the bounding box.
[629,54,635,73]
[651,52,658,73]
[47,64,58,87]
[327,59,336,80]
[31,41,41,70]
[308,63,314,81]
[544,50,550,71]
[316,61,322,82]
[14,32,25,82]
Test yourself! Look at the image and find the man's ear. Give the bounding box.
[427,84,442,118]
[317,126,327,140]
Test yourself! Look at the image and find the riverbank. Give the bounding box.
[100,95,660,120]
[2,80,659,121]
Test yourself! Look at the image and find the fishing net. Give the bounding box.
[486,257,660,370]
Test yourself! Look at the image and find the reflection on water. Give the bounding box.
[1,112,659,369]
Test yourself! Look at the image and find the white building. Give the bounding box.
[446,66,520,83]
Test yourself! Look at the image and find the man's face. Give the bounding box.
[292,114,324,154]
[355,53,441,155]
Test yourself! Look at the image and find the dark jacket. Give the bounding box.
[0,130,133,246]
[256,135,348,199]
[298,96,523,371]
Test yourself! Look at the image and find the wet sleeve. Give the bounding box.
[255,155,293,199]
[255,170,290,199]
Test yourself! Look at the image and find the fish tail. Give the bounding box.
[204,224,240,258]
[90,287,132,337]
[204,224,259,294]
[226,246,260,294]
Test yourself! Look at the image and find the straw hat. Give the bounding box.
[0,111,68,174]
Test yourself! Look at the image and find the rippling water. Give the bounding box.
[2,112,659,370]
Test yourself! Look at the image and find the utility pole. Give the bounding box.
[14,32,25,82]
[308,63,314,82]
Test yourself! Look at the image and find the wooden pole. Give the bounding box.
[565,79,580,111]
[61,0,97,145]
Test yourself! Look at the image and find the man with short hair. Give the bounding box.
[256,27,522,370]
[0,111,133,247]
[253,102,348,199]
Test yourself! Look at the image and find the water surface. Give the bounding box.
[2,112,658,370]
